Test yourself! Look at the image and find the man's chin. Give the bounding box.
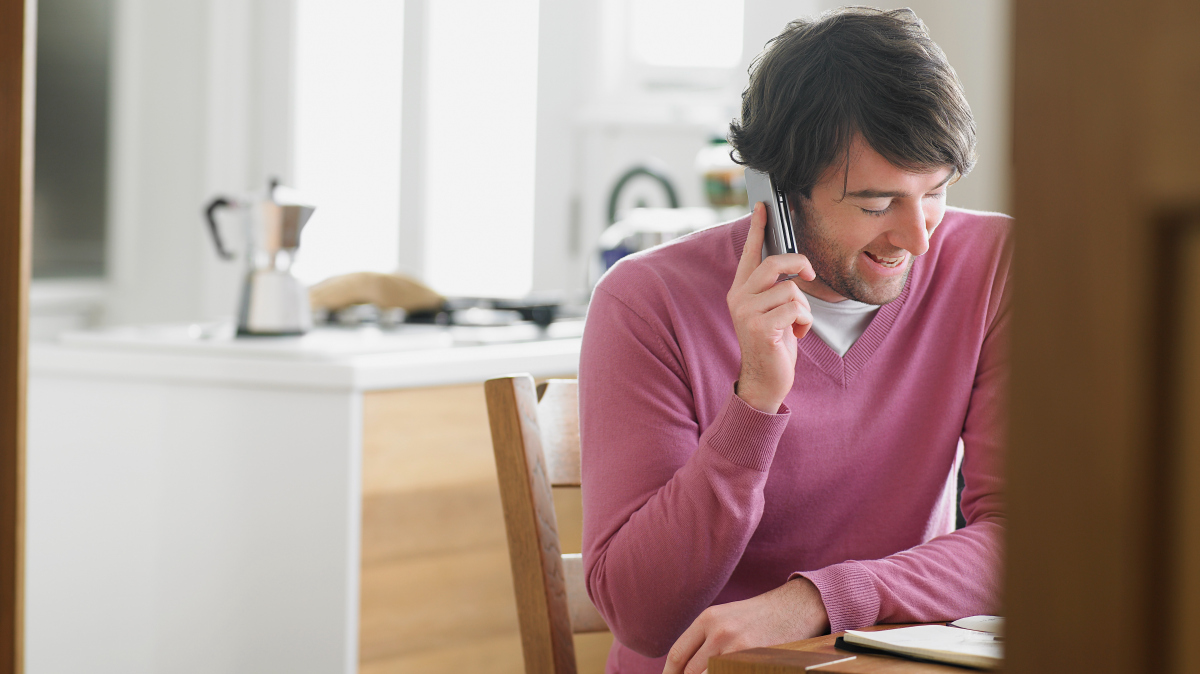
[841,263,912,305]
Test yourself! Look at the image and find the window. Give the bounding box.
[422,0,540,298]
[630,0,744,69]
[598,0,745,93]
[33,0,113,279]
[293,0,540,299]
[291,0,404,286]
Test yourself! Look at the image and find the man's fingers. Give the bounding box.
[683,628,748,674]
[744,254,815,295]
[736,282,809,325]
[732,203,818,295]
[734,202,768,286]
[750,280,810,315]
[683,641,719,674]
[761,299,813,333]
[663,621,708,674]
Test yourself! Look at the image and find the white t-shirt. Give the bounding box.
[802,292,880,357]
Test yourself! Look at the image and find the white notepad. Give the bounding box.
[844,622,1003,669]
[950,615,1005,636]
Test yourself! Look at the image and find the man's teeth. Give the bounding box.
[866,252,904,268]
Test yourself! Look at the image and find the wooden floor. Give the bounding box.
[360,383,612,674]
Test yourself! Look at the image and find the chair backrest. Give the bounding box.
[485,375,608,674]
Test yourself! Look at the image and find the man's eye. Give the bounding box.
[925,191,946,200]
[860,206,890,216]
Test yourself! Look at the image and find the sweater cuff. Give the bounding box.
[794,562,880,634]
[700,391,790,472]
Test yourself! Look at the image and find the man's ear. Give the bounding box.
[788,192,811,230]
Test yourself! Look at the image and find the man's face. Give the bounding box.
[792,135,953,305]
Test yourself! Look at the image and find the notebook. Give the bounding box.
[841,617,1004,670]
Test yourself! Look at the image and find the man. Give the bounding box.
[579,7,1008,674]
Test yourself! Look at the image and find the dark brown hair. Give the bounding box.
[729,7,976,199]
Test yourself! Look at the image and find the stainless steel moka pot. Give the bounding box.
[205,180,316,336]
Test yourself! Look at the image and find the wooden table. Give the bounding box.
[710,625,983,673]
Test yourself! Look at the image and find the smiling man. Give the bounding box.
[579,8,1009,674]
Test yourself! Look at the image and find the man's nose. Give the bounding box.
[889,201,930,257]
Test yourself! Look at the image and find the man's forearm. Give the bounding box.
[582,390,789,657]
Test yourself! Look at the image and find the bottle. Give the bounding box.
[695,137,747,211]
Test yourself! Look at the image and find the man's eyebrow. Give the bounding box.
[845,172,954,199]
[846,188,908,198]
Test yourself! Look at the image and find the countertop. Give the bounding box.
[30,320,584,391]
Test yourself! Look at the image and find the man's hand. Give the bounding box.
[662,577,830,674]
[728,202,817,413]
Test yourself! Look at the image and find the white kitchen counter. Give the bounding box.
[35,321,583,390]
[25,323,582,674]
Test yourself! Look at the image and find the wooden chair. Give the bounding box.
[485,375,609,674]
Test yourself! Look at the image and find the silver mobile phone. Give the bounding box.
[744,168,799,279]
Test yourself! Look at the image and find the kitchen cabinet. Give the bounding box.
[26,325,609,674]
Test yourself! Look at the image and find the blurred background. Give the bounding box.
[29,0,1010,337]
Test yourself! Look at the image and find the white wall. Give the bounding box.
[530,0,596,298]
[106,0,295,326]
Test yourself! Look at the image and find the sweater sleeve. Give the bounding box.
[579,283,791,658]
[798,276,1010,633]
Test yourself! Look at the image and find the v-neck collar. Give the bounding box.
[797,266,914,386]
[730,219,917,388]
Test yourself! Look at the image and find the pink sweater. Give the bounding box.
[579,208,1010,673]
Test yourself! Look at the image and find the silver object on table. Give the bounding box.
[204,180,316,336]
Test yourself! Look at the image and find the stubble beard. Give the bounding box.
[791,197,912,306]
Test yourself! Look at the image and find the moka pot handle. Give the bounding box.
[204,197,235,261]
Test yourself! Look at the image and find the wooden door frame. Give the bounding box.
[0,0,34,671]
[1008,1,1200,673]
